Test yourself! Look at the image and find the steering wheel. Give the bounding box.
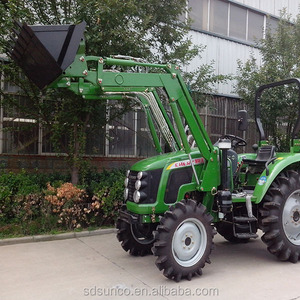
[222,134,247,149]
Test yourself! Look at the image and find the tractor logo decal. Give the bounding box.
[167,157,205,170]
[258,176,267,185]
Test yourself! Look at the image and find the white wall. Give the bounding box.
[187,0,300,96]
[186,31,261,96]
[234,0,300,18]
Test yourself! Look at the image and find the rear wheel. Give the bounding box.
[260,170,300,262]
[152,199,215,281]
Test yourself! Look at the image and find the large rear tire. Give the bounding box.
[152,199,215,281]
[260,170,300,262]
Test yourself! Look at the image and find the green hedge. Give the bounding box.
[0,168,125,238]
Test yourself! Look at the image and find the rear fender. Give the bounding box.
[253,154,300,203]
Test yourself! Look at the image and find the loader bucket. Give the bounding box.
[9,21,86,89]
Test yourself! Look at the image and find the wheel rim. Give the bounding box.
[282,189,300,245]
[171,218,207,267]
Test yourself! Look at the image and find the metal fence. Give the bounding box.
[0,91,258,158]
[199,95,258,153]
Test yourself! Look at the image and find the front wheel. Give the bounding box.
[116,208,157,256]
[152,199,215,281]
[260,170,300,262]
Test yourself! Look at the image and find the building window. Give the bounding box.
[107,106,156,157]
[266,16,279,34]
[108,109,135,156]
[41,129,69,154]
[136,110,157,157]
[189,0,209,31]
[189,0,279,44]
[85,127,106,156]
[0,69,157,158]
[1,102,157,158]
[248,11,264,41]
[209,0,228,36]
[2,120,39,154]
[2,95,39,154]
[229,4,247,40]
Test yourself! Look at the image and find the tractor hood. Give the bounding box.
[130,148,204,172]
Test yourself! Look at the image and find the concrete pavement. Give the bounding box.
[0,230,299,300]
[0,228,116,246]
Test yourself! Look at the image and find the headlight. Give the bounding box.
[133,190,146,203]
[135,180,141,190]
[124,188,128,201]
[133,191,140,203]
[135,179,147,190]
[124,177,129,187]
[137,171,147,180]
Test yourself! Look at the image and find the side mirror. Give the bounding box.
[238,110,248,131]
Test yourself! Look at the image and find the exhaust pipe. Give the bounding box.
[8,21,86,89]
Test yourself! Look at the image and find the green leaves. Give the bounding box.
[1,0,228,182]
[183,58,232,107]
[235,11,300,151]
[75,0,191,64]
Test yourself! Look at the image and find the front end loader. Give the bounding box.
[8,21,300,282]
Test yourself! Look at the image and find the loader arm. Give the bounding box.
[51,47,214,160]
[8,21,216,189]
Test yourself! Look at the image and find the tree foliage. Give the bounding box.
[235,11,300,150]
[0,0,197,66]
[0,0,228,183]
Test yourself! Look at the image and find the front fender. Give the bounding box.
[253,153,300,203]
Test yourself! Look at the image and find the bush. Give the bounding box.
[45,183,89,230]
[88,168,125,226]
[0,168,126,237]
[90,182,124,226]
[0,170,69,225]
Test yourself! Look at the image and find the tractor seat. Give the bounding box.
[242,145,276,166]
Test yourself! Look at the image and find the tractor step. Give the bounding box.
[233,216,257,223]
[232,215,258,239]
[234,232,258,239]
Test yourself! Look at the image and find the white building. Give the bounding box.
[187,0,300,96]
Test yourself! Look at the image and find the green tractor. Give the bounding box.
[9,21,300,282]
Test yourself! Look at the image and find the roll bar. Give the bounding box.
[255,78,300,140]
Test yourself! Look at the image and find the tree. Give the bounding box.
[0,0,228,183]
[235,10,300,151]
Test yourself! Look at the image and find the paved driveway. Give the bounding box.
[0,231,299,300]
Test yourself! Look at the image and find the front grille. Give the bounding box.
[164,167,193,204]
[127,169,162,204]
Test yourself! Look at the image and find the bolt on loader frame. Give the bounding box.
[9,21,300,281]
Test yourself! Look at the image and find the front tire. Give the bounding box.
[116,208,157,256]
[260,170,300,262]
[152,199,215,281]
